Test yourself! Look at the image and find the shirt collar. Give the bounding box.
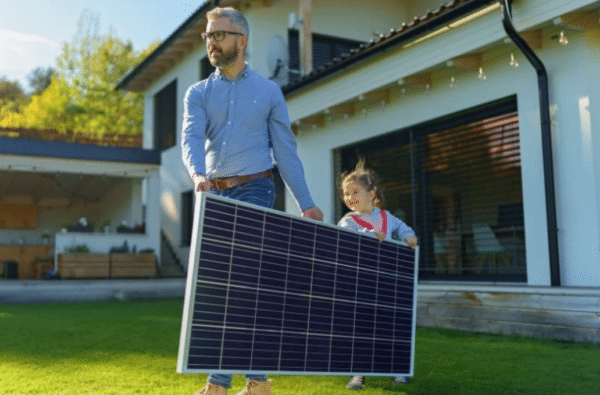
[215,63,251,81]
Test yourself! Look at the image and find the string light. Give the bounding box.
[559,31,568,45]
[478,67,487,80]
[450,76,456,88]
[510,53,519,67]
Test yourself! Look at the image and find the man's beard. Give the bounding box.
[209,43,239,68]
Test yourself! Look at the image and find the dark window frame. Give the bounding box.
[288,29,364,84]
[153,79,177,151]
[181,190,194,247]
[335,96,526,282]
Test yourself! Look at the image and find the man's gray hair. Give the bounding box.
[206,7,249,36]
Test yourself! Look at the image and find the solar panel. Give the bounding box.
[177,193,419,377]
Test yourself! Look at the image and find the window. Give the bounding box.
[272,167,286,212]
[153,80,177,150]
[335,96,526,282]
[288,30,363,84]
[200,56,216,80]
[181,190,194,247]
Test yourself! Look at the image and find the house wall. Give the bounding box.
[142,0,600,282]
[0,202,99,247]
[287,3,600,287]
[143,46,207,268]
[98,178,134,231]
[417,284,600,343]
[546,28,600,286]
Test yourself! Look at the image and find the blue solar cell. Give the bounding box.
[178,194,418,377]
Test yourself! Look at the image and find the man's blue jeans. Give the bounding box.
[206,176,275,388]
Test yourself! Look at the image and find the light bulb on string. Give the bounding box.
[450,77,456,88]
[510,53,519,67]
[478,67,487,80]
[559,31,568,45]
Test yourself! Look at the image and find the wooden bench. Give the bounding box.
[109,253,157,278]
[58,253,110,279]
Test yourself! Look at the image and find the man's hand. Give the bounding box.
[192,173,211,192]
[405,236,418,249]
[302,206,324,222]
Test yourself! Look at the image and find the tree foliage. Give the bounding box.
[26,67,55,96]
[0,78,26,101]
[0,11,159,137]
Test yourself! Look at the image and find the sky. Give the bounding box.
[0,1,205,92]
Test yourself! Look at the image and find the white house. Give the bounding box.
[117,0,600,342]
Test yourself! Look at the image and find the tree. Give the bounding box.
[27,67,55,96]
[0,77,25,101]
[1,10,159,138]
[52,11,159,136]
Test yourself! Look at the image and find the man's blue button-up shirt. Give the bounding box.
[181,65,315,211]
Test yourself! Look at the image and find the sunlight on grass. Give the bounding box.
[1,299,598,395]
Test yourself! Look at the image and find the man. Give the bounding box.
[181,7,323,395]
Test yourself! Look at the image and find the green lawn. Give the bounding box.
[0,299,598,395]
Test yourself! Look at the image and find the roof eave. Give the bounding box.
[115,1,214,92]
[282,0,499,97]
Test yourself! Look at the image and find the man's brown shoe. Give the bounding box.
[235,379,273,395]
[194,382,228,395]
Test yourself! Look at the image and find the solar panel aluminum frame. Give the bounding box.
[178,193,419,377]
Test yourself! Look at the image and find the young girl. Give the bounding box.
[338,159,417,390]
[338,160,417,247]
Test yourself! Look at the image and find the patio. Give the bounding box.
[0,278,185,304]
[0,136,162,280]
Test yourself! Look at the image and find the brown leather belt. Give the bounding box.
[209,169,272,191]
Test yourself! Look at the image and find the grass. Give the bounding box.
[0,299,598,395]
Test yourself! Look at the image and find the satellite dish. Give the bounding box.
[267,35,289,83]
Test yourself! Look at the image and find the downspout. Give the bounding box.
[500,0,561,286]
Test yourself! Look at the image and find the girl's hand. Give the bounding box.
[375,231,386,242]
[405,236,417,249]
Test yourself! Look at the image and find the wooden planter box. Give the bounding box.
[58,253,110,279]
[110,253,157,278]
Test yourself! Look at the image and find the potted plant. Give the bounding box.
[67,217,94,233]
[59,218,69,233]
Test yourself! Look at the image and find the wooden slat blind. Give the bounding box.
[336,97,525,281]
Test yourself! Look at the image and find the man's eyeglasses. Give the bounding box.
[202,31,244,42]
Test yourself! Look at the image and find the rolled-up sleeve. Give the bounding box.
[268,87,315,211]
[181,84,207,178]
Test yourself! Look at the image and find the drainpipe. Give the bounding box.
[500,0,561,286]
